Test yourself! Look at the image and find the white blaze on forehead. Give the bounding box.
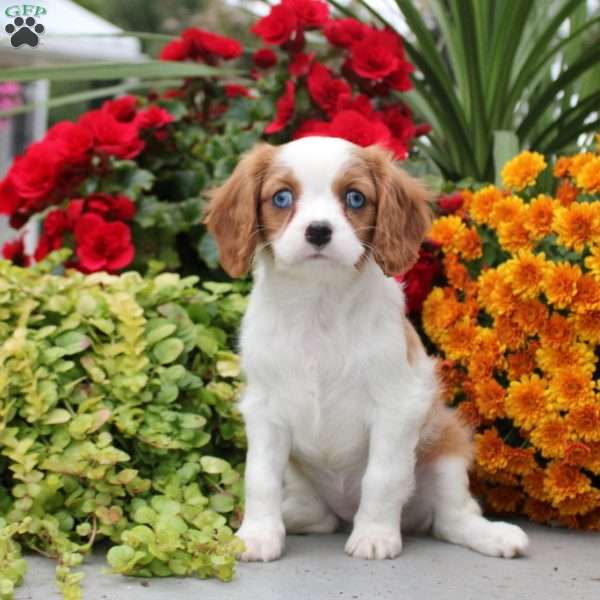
[275,137,358,194]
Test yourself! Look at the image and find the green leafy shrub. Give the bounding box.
[0,252,249,599]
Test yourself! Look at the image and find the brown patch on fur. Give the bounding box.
[331,162,378,264]
[259,167,302,243]
[359,145,433,276]
[204,144,277,277]
[417,400,474,467]
[404,318,426,366]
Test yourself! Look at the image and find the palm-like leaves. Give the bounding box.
[330,0,600,181]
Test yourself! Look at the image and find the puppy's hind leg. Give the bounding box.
[282,462,339,534]
[425,456,529,558]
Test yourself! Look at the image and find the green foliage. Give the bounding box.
[332,0,600,181]
[0,253,250,599]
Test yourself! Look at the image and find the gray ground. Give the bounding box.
[16,522,600,600]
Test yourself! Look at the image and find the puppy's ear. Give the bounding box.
[365,146,432,276]
[204,144,275,278]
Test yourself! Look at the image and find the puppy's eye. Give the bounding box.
[345,189,366,210]
[272,189,293,209]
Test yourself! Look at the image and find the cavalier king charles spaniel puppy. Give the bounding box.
[205,137,529,562]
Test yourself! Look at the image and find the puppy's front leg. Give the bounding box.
[346,378,429,560]
[237,407,291,562]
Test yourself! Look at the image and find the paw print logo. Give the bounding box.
[5,16,45,48]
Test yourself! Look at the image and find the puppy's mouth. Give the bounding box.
[307,253,329,260]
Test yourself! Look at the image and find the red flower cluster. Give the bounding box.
[396,242,443,315]
[0,96,173,230]
[2,236,31,267]
[160,28,242,63]
[252,1,423,159]
[35,193,136,273]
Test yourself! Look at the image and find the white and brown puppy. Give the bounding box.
[205,137,529,562]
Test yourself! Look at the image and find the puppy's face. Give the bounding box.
[204,137,431,278]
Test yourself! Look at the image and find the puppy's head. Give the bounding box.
[204,137,432,278]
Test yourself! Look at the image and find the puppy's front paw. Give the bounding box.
[236,521,285,562]
[345,525,402,560]
[473,521,529,558]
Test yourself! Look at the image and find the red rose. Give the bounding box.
[160,39,187,62]
[252,4,297,46]
[379,105,416,144]
[66,199,85,227]
[2,237,31,267]
[46,121,93,166]
[265,81,296,134]
[0,174,20,215]
[102,95,138,122]
[85,193,136,221]
[438,193,463,215]
[75,213,134,273]
[283,0,329,28]
[384,61,414,92]
[415,123,432,137]
[328,110,392,149]
[324,18,368,47]
[253,48,278,68]
[8,142,62,209]
[307,62,352,115]
[336,94,374,117]
[224,84,253,99]
[396,251,442,313]
[79,110,145,160]
[292,118,332,139]
[43,209,69,237]
[182,28,242,62]
[289,52,314,77]
[349,30,402,80]
[135,106,175,130]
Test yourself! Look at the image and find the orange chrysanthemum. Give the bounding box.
[486,486,523,514]
[530,416,571,459]
[525,195,555,237]
[567,152,595,178]
[572,274,600,313]
[428,216,465,253]
[456,400,482,429]
[473,378,506,420]
[539,312,574,348]
[584,244,600,282]
[444,253,470,289]
[544,461,592,503]
[470,186,503,225]
[511,299,548,334]
[454,227,482,260]
[536,341,596,374]
[501,151,547,190]
[506,348,537,380]
[442,318,478,361]
[523,498,556,524]
[570,310,600,344]
[554,157,572,178]
[575,156,600,193]
[499,251,547,299]
[564,442,592,467]
[566,403,600,443]
[475,428,509,472]
[422,287,463,342]
[547,367,595,410]
[555,490,600,516]
[522,468,552,502]
[553,203,600,252]
[505,446,536,476]
[543,262,581,309]
[585,442,600,475]
[556,179,578,206]
[494,314,526,350]
[489,195,526,229]
[497,220,531,253]
[505,375,548,430]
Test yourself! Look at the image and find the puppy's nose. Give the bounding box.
[305,221,332,248]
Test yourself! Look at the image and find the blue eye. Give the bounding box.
[272,189,293,209]
[345,189,366,210]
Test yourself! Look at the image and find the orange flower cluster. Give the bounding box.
[424,146,600,530]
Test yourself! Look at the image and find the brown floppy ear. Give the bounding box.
[204,144,275,278]
[365,146,432,276]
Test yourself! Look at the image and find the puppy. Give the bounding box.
[205,137,529,562]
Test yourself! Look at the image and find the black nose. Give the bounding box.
[305,221,332,248]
